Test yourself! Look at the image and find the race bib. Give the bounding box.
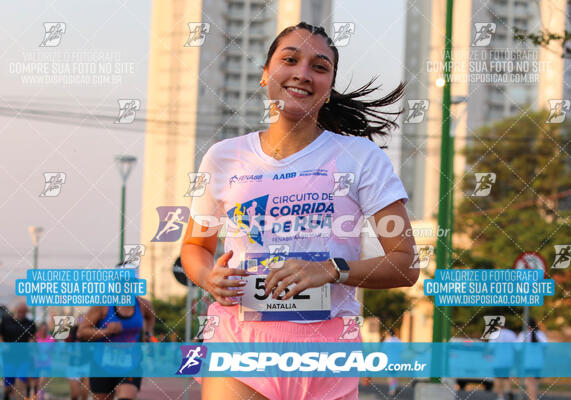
[239,251,331,322]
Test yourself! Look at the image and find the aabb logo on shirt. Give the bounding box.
[227,195,268,246]
[272,172,296,180]
[177,345,207,375]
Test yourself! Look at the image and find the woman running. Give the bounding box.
[181,22,418,400]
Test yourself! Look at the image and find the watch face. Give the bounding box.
[334,258,350,271]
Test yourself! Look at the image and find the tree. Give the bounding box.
[456,110,571,332]
[151,296,199,341]
[512,1,571,58]
[363,289,410,336]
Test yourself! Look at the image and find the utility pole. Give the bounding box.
[431,0,454,380]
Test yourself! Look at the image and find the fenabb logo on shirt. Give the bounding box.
[228,174,263,186]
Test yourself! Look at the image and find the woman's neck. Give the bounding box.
[260,118,323,160]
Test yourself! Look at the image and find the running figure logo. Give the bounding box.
[52,315,75,339]
[552,245,571,269]
[39,22,66,47]
[227,195,268,246]
[472,173,496,197]
[472,23,496,47]
[194,316,220,340]
[339,316,363,340]
[261,245,290,270]
[546,100,570,124]
[184,172,210,197]
[331,22,355,47]
[261,100,284,124]
[184,23,210,47]
[481,315,505,340]
[404,100,429,124]
[411,245,434,269]
[122,244,146,267]
[176,345,207,375]
[152,207,190,242]
[39,172,66,197]
[115,99,141,124]
[331,172,355,196]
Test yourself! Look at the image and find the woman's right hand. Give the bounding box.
[205,250,250,306]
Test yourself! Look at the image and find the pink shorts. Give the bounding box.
[194,302,361,400]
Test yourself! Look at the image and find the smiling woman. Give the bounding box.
[182,21,417,400]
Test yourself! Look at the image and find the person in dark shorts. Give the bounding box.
[0,302,36,400]
[66,317,91,400]
[78,296,154,400]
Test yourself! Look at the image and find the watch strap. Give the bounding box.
[330,257,350,283]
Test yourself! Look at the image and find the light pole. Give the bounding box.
[28,226,44,322]
[115,155,137,264]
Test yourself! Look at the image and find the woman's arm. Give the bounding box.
[337,199,418,289]
[180,217,219,290]
[181,217,249,306]
[265,200,419,299]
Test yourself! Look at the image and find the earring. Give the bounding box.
[325,97,330,103]
[260,80,267,87]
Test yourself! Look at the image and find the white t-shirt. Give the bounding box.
[190,130,408,321]
[517,329,548,369]
[488,328,517,368]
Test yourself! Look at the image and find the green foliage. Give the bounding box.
[513,26,571,58]
[151,296,200,341]
[363,289,409,335]
[455,110,571,332]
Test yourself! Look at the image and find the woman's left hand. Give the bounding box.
[263,259,339,300]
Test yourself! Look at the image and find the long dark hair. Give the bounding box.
[528,318,539,343]
[263,22,406,142]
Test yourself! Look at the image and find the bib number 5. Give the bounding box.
[253,277,309,301]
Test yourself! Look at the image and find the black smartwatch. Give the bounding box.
[330,258,350,283]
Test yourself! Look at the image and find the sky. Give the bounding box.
[0,0,406,305]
